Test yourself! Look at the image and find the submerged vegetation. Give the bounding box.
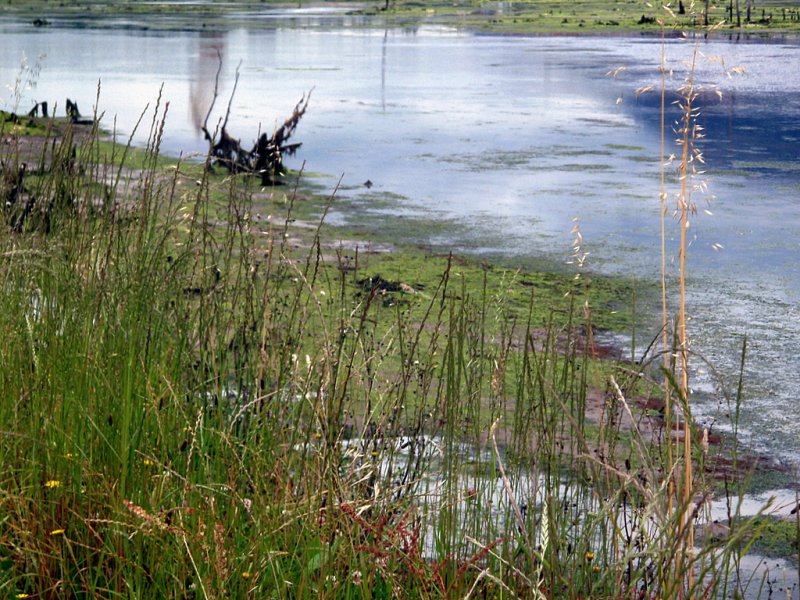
[1,2,799,600]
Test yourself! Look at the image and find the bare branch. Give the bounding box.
[201,48,224,142]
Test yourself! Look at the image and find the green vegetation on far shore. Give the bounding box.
[2,0,800,35]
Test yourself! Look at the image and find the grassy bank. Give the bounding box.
[1,78,795,599]
[2,0,800,35]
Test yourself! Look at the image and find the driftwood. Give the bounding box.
[66,98,80,121]
[2,155,76,233]
[1,162,35,232]
[250,92,310,185]
[27,101,48,119]
[202,92,311,185]
[200,58,311,185]
[1,116,80,232]
[65,98,94,125]
[6,98,92,125]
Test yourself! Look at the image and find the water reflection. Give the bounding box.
[189,32,226,134]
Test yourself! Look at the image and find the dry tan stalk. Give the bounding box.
[122,499,176,535]
[183,535,210,600]
[677,45,700,599]
[489,418,530,548]
[463,535,531,593]
[609,376,656,472]
[657,20,674,521]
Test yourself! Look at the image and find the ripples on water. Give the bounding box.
[0,15,798,462]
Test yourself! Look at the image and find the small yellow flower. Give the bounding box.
[242,571,251,579]
[16,594,31,598]
[592,565,601,573]
[44,479,62,488]
[50,528,65,536]
[313,432,322,439]
[143,459,154,466]
[585,551,594,561]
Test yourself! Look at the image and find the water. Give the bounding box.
[1,15,798,465]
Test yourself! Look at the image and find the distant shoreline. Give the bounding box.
[2,0,800,37]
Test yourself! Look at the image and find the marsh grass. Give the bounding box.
[0,17,791,600]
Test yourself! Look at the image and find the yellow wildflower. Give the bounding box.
[143,459,154,466]
[585,551,594,561]
[50,528,65,536]
[44,479,61,488]
[16,594,31,598]
[592,565,601,573]
[242,571,251,579]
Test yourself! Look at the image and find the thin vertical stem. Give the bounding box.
[677,44,699,598]
[658,26,673,515]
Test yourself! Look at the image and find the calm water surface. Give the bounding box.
[1,16,798,463]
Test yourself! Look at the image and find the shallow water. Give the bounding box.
[1,14,798,464]
[334,431,800,599]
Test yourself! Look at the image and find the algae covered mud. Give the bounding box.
[1,9,799,464]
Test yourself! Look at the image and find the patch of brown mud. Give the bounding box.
[620,394,790,483]
[0,119,96,167]
[474,369,787,489]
